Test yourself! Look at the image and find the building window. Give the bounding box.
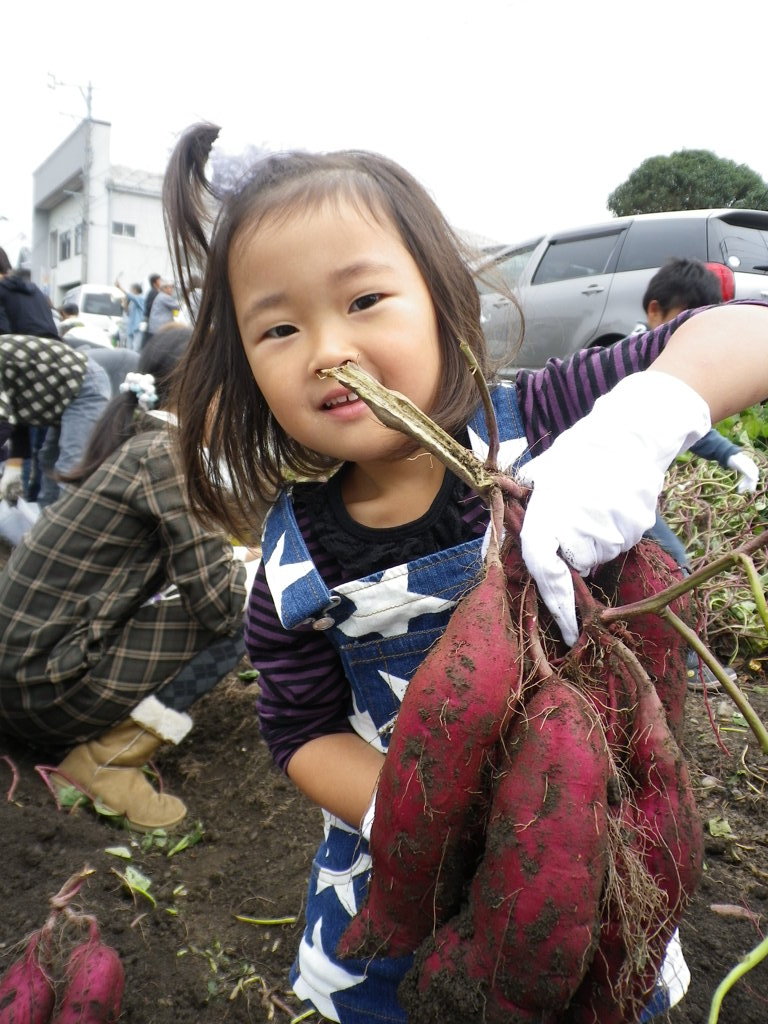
[59,230,72,262]
[112,221,136,238]
[74,223,83,255]
[50,231,58,268]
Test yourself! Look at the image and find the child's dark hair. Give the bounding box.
[642,257,723,318]
[62,324,191,484]
[163,122,491,539]
[0,247,12,275]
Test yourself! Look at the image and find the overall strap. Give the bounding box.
[466,381,530,470]
[261,490,339,629]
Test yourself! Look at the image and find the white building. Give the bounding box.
[31,119,174,305]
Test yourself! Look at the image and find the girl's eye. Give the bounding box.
[264,323,298,339]
[350,293,381,312]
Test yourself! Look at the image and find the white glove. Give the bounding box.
[726,451,760,494]
[0,462,23,504]
[516,372,711,646]
[360,787,377,843]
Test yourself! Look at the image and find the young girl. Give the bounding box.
[164,122,768,1023]
[0,324,252,832]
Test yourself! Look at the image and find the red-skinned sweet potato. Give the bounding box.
[0,932,55,1024]
[338,555,522,959]
[399,675,611,1023]
[591,540,692,741]
[49,922,125,1024]
[564,646,703,1023]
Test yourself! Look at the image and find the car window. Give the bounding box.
[532,232,623,285]
[616,218,706,271]
[475,242,540,295]
[710,217,768,275]
[82,293,123,317]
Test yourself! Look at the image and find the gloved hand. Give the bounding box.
[726,451,760,494]
[0,462,23,504]
[516,372,711,646]
[360,787,377,843]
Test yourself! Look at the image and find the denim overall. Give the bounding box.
[261,383,688,1023]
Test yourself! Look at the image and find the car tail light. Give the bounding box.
[704,262,736,302]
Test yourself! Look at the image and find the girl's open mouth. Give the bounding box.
[322,391,360,410]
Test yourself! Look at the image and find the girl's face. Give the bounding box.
[229,198,442,468]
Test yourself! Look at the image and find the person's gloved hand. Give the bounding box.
[516,372,711,646]
[360,787,377,843]
[726,451,760,494]
[0,462,23,504]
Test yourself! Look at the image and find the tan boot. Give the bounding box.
[53,719,187,831]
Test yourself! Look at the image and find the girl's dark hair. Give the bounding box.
[164,122,492,540]
[62,324,191,484]
[0,247,12,275]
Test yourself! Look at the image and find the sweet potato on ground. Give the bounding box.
[0,932,55,1024]
[49,921,125,1024]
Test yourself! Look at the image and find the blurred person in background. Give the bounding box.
[0,246,58,340]
[140,272,161,348]
[0,332,111,507]
[640,258,759,689]
[0,324,257,831]
[115,278,146,351]
[145,279,179,343]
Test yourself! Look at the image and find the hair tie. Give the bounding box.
[119,372,158,411]
[210,135,271,198]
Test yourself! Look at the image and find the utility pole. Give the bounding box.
[81,81,93,283]
[48,76,94,282]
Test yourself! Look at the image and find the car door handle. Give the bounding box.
[581,284,605,295]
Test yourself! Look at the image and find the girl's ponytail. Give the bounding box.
[163,122,221,316]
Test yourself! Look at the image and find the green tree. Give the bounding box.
[608,150,768,216]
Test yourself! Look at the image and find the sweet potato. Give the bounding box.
[49,923,124,1024]
[0,932,55,1024]
[591,540,692,741]
[338,555,522,958]
[399,676,611,1023]
[398,927,544,1024]
[563,649,703,1023]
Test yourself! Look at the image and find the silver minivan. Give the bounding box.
[476,209,768,375]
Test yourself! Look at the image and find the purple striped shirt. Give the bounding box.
[244,303,749,770]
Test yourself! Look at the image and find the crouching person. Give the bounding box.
[0,324,256,830]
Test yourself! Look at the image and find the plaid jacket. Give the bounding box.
[0,423,246,745]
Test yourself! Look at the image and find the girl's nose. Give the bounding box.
[308,326,359,374]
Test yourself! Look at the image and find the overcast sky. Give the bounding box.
[3,0,767,267]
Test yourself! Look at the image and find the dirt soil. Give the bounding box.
[1,539,767,1024]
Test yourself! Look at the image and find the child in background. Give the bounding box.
[163,122,768,1024]
[0,324,254,831]
[640,257,760,689]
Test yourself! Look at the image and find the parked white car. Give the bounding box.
[61,284,126,347]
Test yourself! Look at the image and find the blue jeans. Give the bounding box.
[38,357,111,507]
